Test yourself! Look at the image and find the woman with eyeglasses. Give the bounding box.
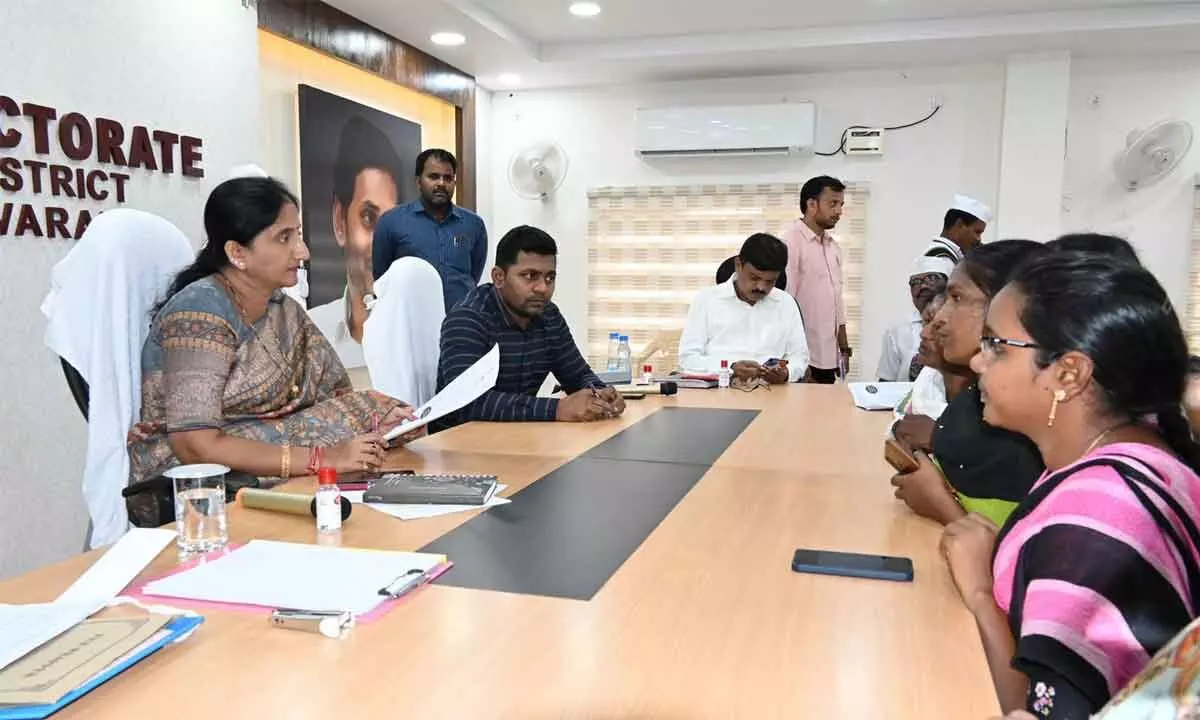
[890,240,1046,527]
[940,251,1200,718]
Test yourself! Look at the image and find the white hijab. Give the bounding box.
[361,257,446,406]
[42,209,193,548]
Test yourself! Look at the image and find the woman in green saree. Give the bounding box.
[127,177,417,526]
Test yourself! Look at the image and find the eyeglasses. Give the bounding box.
[980,335,1042,353]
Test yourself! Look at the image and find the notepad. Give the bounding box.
[139,540,445,616]
[848,382,913,411]
[342,484,510,520]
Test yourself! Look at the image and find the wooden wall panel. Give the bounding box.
[257,0,477,210]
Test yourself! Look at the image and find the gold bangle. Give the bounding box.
[281,443,291,479]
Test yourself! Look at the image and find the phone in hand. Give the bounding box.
[792,548,914,582]
[764,358,782,368]
[884,437,920,473]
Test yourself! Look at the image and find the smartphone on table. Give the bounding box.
[791,548,914,582]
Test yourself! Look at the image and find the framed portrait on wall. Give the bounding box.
[297,84,421,364]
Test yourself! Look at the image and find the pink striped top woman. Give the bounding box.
[939,250,1200,719]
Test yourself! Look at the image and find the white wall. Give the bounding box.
[487,65,1007,377]
[997,52,1071,241]
[0,0,261,577]
[1062,54,1200,313]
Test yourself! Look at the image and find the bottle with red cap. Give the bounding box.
[718,359,731,389]
[315,466,342,533]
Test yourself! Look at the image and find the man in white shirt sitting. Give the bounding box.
[876,255,953,381]
[678,233,810,384]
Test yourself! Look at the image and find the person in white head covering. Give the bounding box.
[42,209,194,548]
[228,164,310,305]
[875,254,954,381]
[361,257,445,407]
[923,193,993,263]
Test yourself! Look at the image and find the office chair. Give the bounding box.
[61,357,90,419]
[59,351,182,525]
[714,256,787,290]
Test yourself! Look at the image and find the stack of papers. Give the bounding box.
[140,540,446,616]
[0,528,196,719]
[342,484,510,521]
[848,382,913,411]
[0,527,176,672]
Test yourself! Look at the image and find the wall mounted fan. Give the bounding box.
[507,142,569,200]
[1113,120,1193,191]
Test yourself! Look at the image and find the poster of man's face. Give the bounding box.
[297,84,420,307]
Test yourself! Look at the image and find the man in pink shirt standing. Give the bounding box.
[781,176,850,384]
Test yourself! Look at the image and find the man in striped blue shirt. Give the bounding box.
[435,225,624,430]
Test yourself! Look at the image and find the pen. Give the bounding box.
[372,413,380,434]
[378,567,433,599]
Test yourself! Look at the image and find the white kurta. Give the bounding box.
[876,311,922,381]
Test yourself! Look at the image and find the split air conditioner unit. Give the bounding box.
[634,102,816,158]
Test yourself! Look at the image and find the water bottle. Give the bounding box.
[315,467,342,534]
[617,335,632,373]
[606,332,621,371]
[718,360,731,389]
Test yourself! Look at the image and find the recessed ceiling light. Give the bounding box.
[497,73,521,86]
[569,2,602,18]
[430,32,466,46]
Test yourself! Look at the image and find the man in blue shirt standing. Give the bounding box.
[435,225,625,430]
[372,148,488,311]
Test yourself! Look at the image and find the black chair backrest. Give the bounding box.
[61,357,90,420]
[714,255,787,291]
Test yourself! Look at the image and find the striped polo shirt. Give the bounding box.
[993,443,1200,709]
[434,284,602,430]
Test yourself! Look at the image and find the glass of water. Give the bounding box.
[164,464,229,556]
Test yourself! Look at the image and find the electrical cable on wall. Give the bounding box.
[814,104,942,157]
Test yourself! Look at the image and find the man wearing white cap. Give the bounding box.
[923,194,992,263]
[875,255,954,381]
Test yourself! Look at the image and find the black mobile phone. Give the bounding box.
[791,548,914,583]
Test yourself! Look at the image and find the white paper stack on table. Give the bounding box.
[140,540,446,617]
[0,527,177,672]
[848,382,913,411]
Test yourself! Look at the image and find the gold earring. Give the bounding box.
[1047,389,1067,427]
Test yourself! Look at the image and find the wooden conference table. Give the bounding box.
[0,386,997,718]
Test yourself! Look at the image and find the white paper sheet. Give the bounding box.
[848,382,913,411]
[139,540,445,616]
[0,600,106,671]
[384,343,499,441]
[58,528,176,606]
[342,484,511,520]
[0,529,175,672]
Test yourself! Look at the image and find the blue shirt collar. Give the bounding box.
[410,199,463,221]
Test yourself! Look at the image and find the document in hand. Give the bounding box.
[384,343,500,441]
[848,382,913,411]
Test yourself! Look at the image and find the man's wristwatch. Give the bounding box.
[363,292,378,311]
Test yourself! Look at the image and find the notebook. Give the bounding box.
[362,473,498,506]
[0,615,203,720]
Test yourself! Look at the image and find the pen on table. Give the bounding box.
[378,567,434,599]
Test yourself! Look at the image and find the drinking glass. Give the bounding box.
[164,464,229,556]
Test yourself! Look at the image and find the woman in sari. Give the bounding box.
[942,252,1200,717]
[890,240,1046,527]
[127,177,416,525]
